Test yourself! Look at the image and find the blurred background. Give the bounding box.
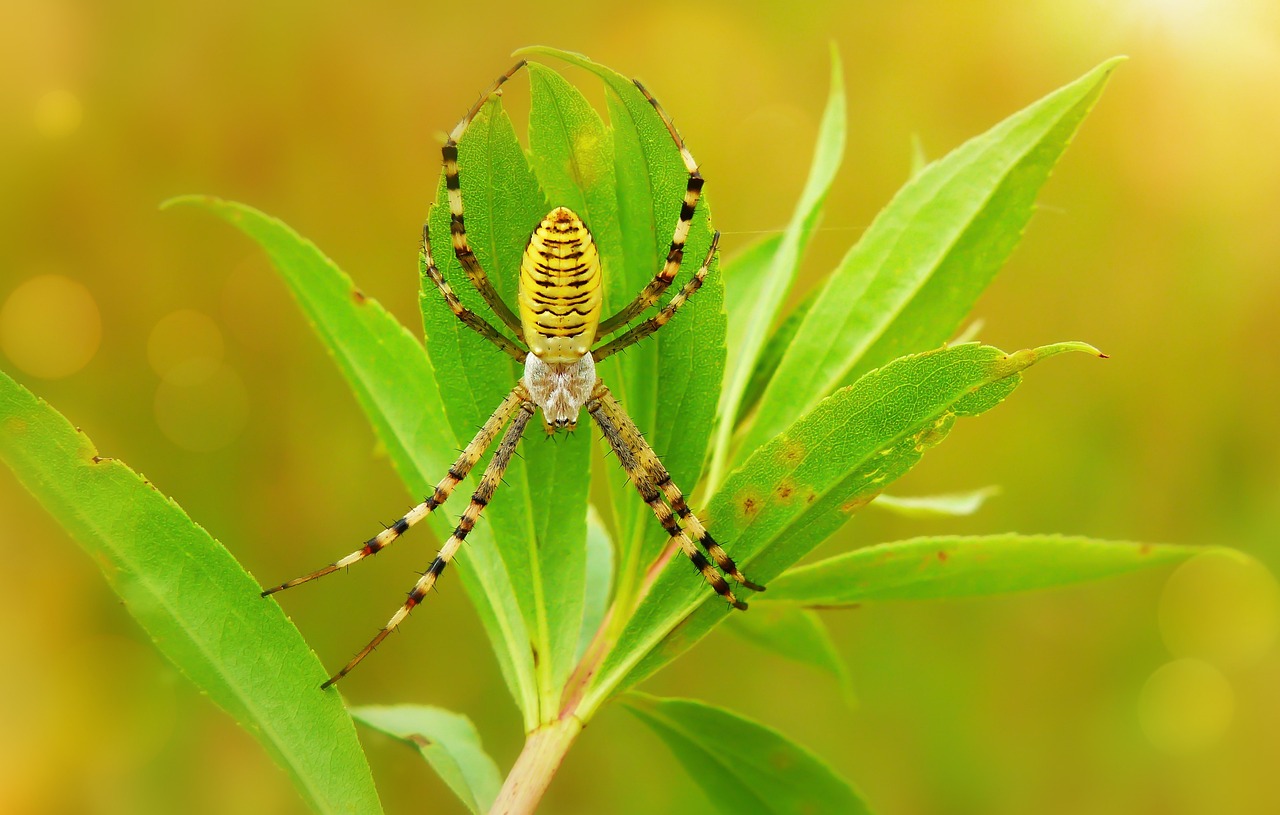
[2,1,1279,813]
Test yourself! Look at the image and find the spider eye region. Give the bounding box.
[518,207,603,363]
[522,352,596,432]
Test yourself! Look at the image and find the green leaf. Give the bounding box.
[724,605,855,706]
[871,487,999,518]
[577,505,616,662]
[520,46,726,620]
[737,267,814,425]
[351,705,501,815]
[165,196,539,726]
[624,694,871,815]
[0,371,383,815]
[582,342,1103,713]
[766,534,1204,606]
[422,94,587,722]
[708,45,847,492]
[737,58,1122,462]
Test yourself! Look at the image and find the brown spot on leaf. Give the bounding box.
[937,549,949,562]
[805,491,817,505]
[776,437,805,465]
[775,479,795,502]
[351,288,368,304]
[840,494,873,514]
[735,488,764,521]
[1139,543,1152,556]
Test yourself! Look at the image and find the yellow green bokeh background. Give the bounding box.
[3,2,1279,813]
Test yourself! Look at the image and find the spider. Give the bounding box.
[261,60,763,689]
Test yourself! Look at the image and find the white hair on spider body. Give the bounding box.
[521,352,597,431]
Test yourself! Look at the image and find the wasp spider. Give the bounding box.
[262,60,763,689]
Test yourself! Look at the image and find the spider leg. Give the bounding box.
[321,396,535,689]
[591,232,718,362]
[421,224,526,361]
[259,387,527,596]
[588,380,757,608]
[438,60,526,336]
[590,380,761,592]
[596,79,704,337]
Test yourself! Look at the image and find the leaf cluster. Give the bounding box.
[0,47,1206,815]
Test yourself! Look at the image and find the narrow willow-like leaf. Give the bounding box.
[738,272,815,425]
[421,95,586,722]
[766,534,1203,605]
[165,196,538,724]
[709,46,847,492]
[624,694,870,815]
[577,505,616,662]
[724,605,855,705]
[520,46,726,618]
[0,371,383,815]
[738,58,1122,462]
[871,487,999,518]
[582,342,1102,713]
[351,705,501,815]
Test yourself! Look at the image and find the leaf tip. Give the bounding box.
[159,193,219,212]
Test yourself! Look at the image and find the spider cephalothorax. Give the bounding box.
[261,60,762,689]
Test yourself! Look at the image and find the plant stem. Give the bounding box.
[489,716,583,815]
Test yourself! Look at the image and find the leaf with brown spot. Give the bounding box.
[763,534,1215,606]
[582,341,1103,713]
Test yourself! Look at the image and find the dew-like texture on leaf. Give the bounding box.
[738,58,1122,463]
[421,95,588,722]
[166,196,538,723]
[582,342,1101,712]
[352,705,501,815]
[521,46,727,613]
[625,693,871,815]
[764,534,1203,605]
[0,370,383,815]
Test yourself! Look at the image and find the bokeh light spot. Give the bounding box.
[1139,658,1234,754]
[148,309,225,385]
[0,274,101,379]
[1159,550,1280,669]
[33,89,82,138]
[154,363,249,452]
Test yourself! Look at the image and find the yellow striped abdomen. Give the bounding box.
[518,207,603,363]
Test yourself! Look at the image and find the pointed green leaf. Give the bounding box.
[737,268,815,425]
[352,705,501,815]
[871,487,999,518]
[766,534,1205,606]
[625,694,871,815]
[583,342,1103,712]
[724,605,855,705]
[0,371,383,815]
[165,195,538,725]
[422,94,587,721]
[738,59,1122,462]
[520,46,726,618]
[708,46,847,492]
[577,505,616,662]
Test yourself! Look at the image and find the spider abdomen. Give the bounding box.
[518,206,602,363]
